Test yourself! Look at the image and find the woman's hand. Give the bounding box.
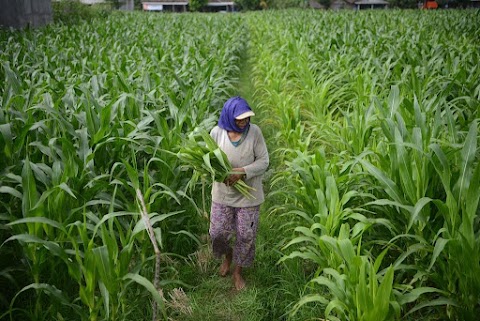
[224,168,246,186]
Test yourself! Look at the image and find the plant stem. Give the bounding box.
[136,189,162,321]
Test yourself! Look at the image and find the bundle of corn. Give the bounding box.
[178,130,255,199]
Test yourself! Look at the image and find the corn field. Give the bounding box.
[1,9,479,321]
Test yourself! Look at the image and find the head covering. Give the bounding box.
[218,96,254,133]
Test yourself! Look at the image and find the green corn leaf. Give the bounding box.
[356,259,370,314]
[373,246,390,273]
[361,264,393,321]
[123,161,140,190]
[92,212,139,238]
[99,281,110,319]
[413,96,425,135]
[58,182,77,199]
[428,237,449,271]
[429,143,452,191]
[444,103,458,143]
[10,283,70,310]
[200,130,218,151]
[323,268,345,291]
[293,226,318,239]
[394,128,416,203]
[288,210,315,225]
[201,152,213,174]
[278,250,323,265]
[213,148,230,171]
[404,297,457,317]
[101,222,118,276]
[388,85,401,119]
[123,273,166,318]
[326,175,339,216]
[20,158,44,240]
[2,234,66,259]
[92,246,114,290]
[454,120,477,202]
[373,265,394,320]
[0,186,22,200]
[132,211,182,236]
[2,62,22,94]
[398,287,445,305]
[282,235,317,249]
[93,103,113,145]
[310,276,346,301]
[8,217,66,233]
[169,230,202,247]
[292,294,329,315]
[150,184,181,205]
[325,298,347,321]
[462,160,480,246]
[22,157,38,217]
[29,162,51,187]
[76,127,92,169]
[366,199,413,213]
[0,123,12,160]
[359,159,404,204]
[408,197,433,232]
[338,239,355,267]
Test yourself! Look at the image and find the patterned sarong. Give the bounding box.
[209,201,260,267]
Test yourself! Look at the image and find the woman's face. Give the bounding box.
[235,117,250,130]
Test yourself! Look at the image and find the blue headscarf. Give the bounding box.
[218,96,252,133]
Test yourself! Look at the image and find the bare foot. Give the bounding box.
[219,252,232,277]
[219,259,230,277]
[232,266,245,291]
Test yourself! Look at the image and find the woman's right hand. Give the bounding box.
[224,168,245,186]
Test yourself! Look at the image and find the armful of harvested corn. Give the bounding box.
[224,167,246,186]
[177,130,256,199]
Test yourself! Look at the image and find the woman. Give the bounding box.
[209,96,269,290]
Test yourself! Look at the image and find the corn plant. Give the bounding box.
[0,11,247,320]
[290,225,450,321]
[247,8,480,321]
[290,225,399,321]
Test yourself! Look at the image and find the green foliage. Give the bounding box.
[105,0,121,9]
[189,0,209,11]
[387,0,418,8]
[267,0,305,9]
[439,0,471,7]
[0,12,247,320]
[248,8,480,321]
[235,0,261,10]
[52,0,111,24]
[318,0,332,8]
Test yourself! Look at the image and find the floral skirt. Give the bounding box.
[209,201,260,267]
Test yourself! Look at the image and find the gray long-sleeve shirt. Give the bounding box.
[210,124,269,207]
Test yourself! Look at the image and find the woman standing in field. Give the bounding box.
[209,96,269,290]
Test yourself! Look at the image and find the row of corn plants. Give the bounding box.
[247,9,479,321]
[0,12,247,320]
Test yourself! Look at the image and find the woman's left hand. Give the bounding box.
[224,168,246,186]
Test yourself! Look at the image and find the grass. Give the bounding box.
[169,216,320,321]
[178,276,263,321]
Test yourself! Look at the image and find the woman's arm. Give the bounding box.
[243,127,269,180]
